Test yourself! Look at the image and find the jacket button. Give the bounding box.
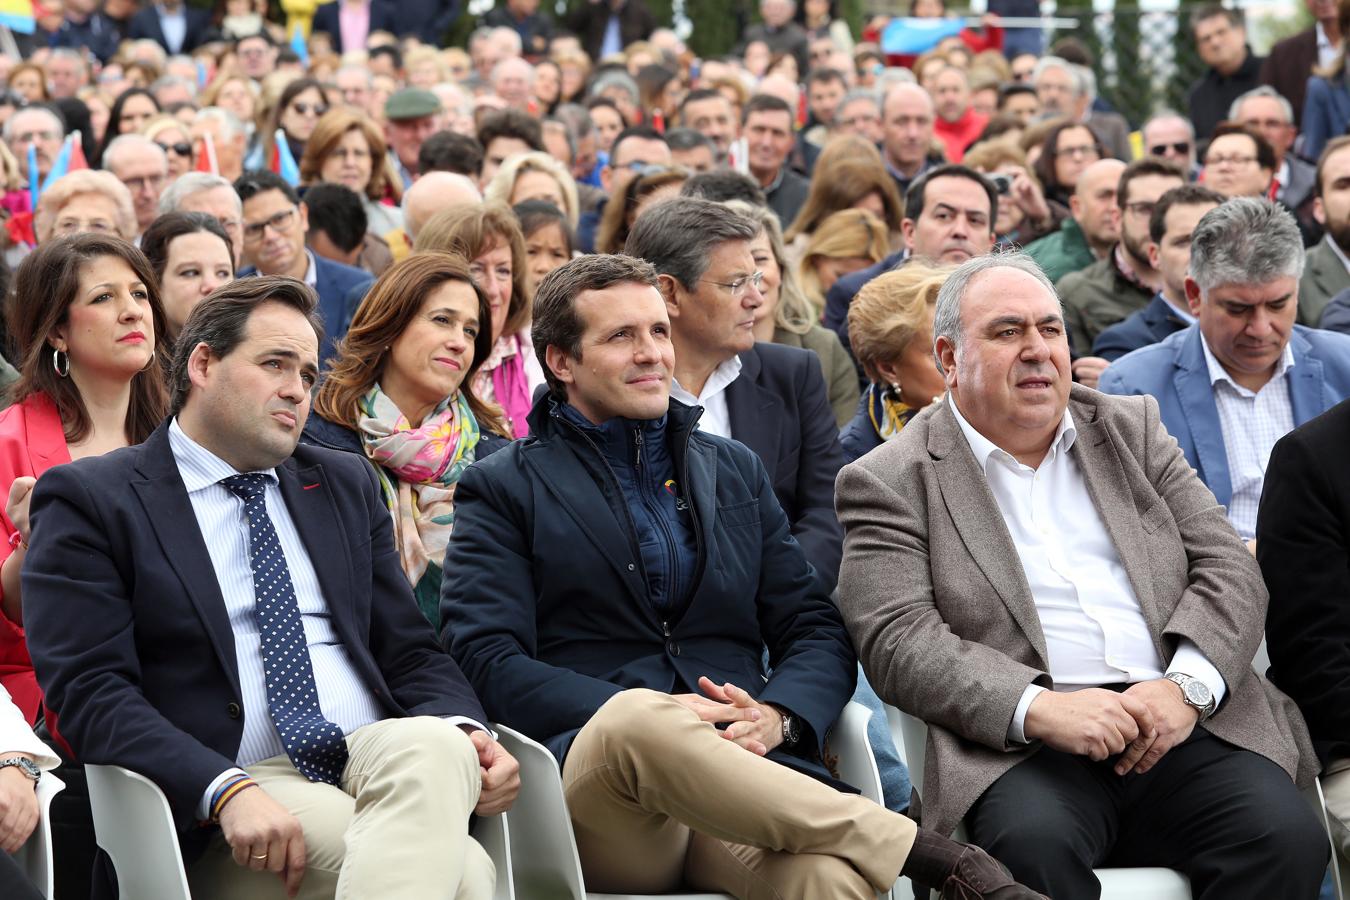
[667,640,680,657]
[627,563,636,571]
[226,702,241,719]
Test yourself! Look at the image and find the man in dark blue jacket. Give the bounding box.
[440,253,1042,900]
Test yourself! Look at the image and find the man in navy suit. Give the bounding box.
[1093,184,1225,361]
[310,0,398,55]
[126,0,213,55]
[233,171,373,371]
[1100,197,1350,542]
[440,252,1042,900]
[23,277,517,899]
[625,198,848,587]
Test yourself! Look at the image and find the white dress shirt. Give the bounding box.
[946,399,1227,744]
[670,356,743,439]
[1319,22,1339,70]
[156,3,187,54]
[0,684,57,771]
[1200,335,1296,541]
[168,421,484,816]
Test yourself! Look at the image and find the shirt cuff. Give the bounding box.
[1168,639,1228,707]
[1008,684,1048,745]
[198,767,249,821]
[443,716,495,739]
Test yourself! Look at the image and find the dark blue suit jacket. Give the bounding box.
[240,255,374,370]
[22,423,486,857]
[1091,293,1192,362]
[440,397,856,787]
[126,4,213,54]
[1099,324,1350,507]
[727,342,846,589]
[311,0,399,53]
[822,250,907,352]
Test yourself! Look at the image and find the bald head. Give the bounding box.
[882,83,935,174]
[756,74,800,111]
[403,172,482,239]
[1071,158,1127,253]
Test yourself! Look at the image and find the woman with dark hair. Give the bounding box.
[0,234,170,724]
[595,165,688,254]
[305,252,510,624]
[414,204,545,438]
[94,88,161,166]
[265,77,328,173]
[514,200,574,301]
[1031,119,1106,212]
[51,96,97,164]
[139,211,236,341]
[797,0,853,49]
[635,64,680,125]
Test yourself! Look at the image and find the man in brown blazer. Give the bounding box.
[836,252,1328,899]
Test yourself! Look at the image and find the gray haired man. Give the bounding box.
[158,171,245,268]
[838,249,1328,899]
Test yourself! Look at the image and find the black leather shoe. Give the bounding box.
[939,844,1049,899]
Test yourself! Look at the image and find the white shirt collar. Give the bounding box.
[948,391,1077,472]
[670,354,743,404]
[303,250,317,288]
[168,417,278,493]
[1199,331,1296,393]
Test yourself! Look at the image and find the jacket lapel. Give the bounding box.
[1172,329,1232,507]
[275,461,362,646]
[927,402,1049,667]
[1066,398,1163,634]
[725,346,780,465]
[130,425,240,691]
[22,394,70,474]
[1286,329,1326,426]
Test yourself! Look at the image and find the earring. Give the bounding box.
[888,380,902,400]
[52,347,69,378]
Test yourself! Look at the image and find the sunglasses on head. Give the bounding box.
[1149,141,1191,155]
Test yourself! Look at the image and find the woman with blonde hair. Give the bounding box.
[142,115,195,178]
[840,262,952,461]
[34,170,137,245]
[796,208,890,318]
[305,252,510,624]
[732,200,860,427]
[784,140,905,247]
[595,164,687,254]
[482,151,580,230]
[300,107,404,237]
[414,203,544,438]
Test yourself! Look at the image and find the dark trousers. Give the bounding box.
[0,845,43,900]
[35,721,96,900]
[968,728,1328,900]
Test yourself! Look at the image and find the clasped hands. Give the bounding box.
[1023,678,1200,776]
[671,676,785,757]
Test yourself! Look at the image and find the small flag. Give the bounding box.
[66,130,87,173]
[26,144,36,211]
[273,129,300,186]
[290,28,309,67]
[40,134,73,194]
[651,108,665,134]
[195,132,218,175]
[880,17,966,56]
[0,0,35,35]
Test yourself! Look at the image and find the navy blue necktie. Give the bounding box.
[221,473,349,785]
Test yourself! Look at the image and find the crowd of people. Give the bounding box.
[0,0,1343,897]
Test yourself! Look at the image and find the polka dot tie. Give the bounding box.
[221,474,348,786]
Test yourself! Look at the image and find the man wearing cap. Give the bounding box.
[386,89,443,189]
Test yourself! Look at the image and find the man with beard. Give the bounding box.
[1057,158,1185,381]
[1298,136,1350,325]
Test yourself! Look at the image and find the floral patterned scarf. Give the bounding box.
[357,385,480,586]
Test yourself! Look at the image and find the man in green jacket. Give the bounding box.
[1025,158,1124,282]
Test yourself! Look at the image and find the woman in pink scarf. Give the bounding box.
[414,203,545,438]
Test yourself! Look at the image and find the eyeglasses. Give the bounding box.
[242,206,297,241]
[701,271,764,297]
[1206,153,1257,167]
[157,141,192,156]
[289,102,328,117]
[123,173,165,192]
[1242,119,1292,131]
[1123,201,1156,217]
[1149,141,1191,156]
[13,130,59,144]
[1053,143,1100,159]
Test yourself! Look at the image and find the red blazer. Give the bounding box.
[0,393,70,725]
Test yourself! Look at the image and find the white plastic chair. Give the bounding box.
[85,763,514,899]
[495,700,890,900]
[885,704,1192,900]
[11,771,63,897]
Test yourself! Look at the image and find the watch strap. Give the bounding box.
[1165,672,1216,720]
[0,756,40,783]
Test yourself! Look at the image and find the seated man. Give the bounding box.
[441,254,1041,900]
[1100,198,1350,543]
[1092,184,1225,361]
[1260,399,1350,865]
[23,277,518,899]
[625,198,847,587]
[836,251,1328,899]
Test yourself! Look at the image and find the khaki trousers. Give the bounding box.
[188,716,493,900]
[562,689,917,900]
[1321,757,1350,859]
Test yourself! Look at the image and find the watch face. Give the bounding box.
[1184,680,1212,707]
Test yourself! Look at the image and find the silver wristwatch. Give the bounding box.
[0,756,40,785]
[1165,672,1216,722]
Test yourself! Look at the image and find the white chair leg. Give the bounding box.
[12,772,63,897]
[86,764,191,900]
[471,811,514,900]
